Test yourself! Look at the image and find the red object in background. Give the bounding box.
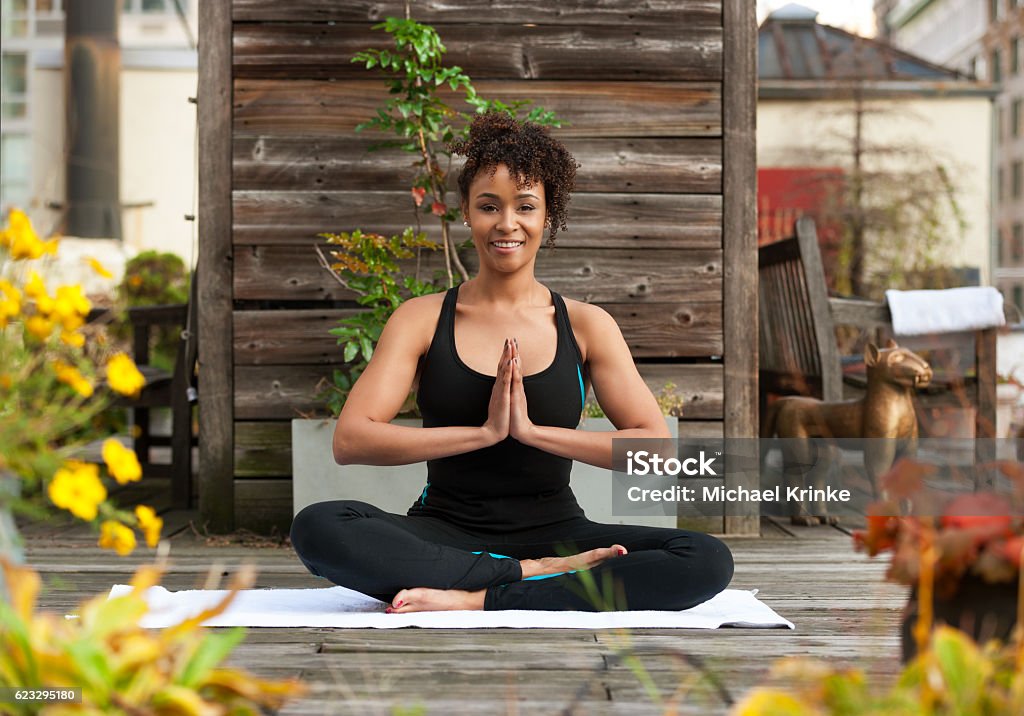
[758,167,846,289]
[757,167,845,245]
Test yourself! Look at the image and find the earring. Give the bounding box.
[463,220,469,227]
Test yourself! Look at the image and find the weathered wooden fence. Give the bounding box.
[198,1,757,534]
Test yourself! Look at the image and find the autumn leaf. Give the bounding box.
[411,187,426,207]
[880,458,936,500]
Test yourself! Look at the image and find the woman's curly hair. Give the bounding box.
[451,112,578,244]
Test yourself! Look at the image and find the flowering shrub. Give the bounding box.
[0,558,306,714]
[317,228,443,416]
[0,208,157,555]
[853,459,1024,596]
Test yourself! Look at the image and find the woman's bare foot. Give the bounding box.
[388,587,486,613]
[385,545,628,613]
[519,544,627,579]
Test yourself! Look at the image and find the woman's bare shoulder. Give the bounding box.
[564,298,617,330]
[384,291,447,349]
[563,298,621,360]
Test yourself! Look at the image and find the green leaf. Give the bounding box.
[360,336,374,362]
[343,342,359,363]
[178,628,247,688]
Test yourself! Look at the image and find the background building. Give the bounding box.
[884,0,1024,316]
[758,3,995,296]
[0,0,198,266]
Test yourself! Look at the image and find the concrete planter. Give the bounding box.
[291,416,678,527]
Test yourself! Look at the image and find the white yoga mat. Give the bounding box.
[103,584,794,630]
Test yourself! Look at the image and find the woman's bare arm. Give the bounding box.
[333,296,511,465]
[511,303,670,469]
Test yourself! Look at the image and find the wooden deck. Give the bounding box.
[17,503,907,715]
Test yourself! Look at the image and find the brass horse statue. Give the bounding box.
[762,340,933,525]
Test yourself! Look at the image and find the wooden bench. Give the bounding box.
[758,217,1005,478]
[88,279,198,508]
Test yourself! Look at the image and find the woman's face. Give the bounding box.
[463,163,546,274]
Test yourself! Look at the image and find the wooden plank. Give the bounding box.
[233,247,723,302]
[638,364,724,419]
[721,0,757,536]
[233,79,722,138]
[235,421,293,476]
[198,0,234,532]
[232,191,722,249]
[234,303,723,365]
[231,0,723,26]
[234,478,294,534]
[234,364,725,421]
[232,136,722,194]
[232,24,723,81]
[235,367,332,419]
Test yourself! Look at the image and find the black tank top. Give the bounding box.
[409,284,587,532]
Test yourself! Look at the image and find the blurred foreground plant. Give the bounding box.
[0,208,156,557]
[732,625,1023,715]
[0,557,306,714]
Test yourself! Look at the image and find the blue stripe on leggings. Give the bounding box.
[472,551,577,581]
[419,481,430,505]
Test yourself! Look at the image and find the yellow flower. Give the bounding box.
[25,314,54,341]
[1,209,46,260]
[106,353,146,397]
[52,284,90,332]
[134,505,163,548]
[0,373,11,390]
[98,520,137,556]
[24,270,48,300]
[53,360,94,398]
[48,460,107,521]
[102,438,142,484]
[86,256,113,278]
[0,279,21,326]
[60,329,85,348]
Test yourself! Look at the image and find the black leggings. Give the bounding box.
[290,500,734,611]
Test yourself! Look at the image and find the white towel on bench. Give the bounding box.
[101,584,794,630]
[885,287,1005,336]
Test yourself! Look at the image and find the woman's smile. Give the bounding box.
[489,239,526,253]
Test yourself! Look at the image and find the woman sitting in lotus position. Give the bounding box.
[290,112,733,613]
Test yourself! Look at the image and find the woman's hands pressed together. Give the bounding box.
[481,337,536,446]
[508,338,535,442]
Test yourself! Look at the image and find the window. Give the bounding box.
[1013,161,1023,198]
[1014,285,1023,313]
[1014,99,1022,137]
[998,227,1006,264]
[1,0,29,37]
[992,48,1003,83]
[0,133,30,212]
[1015,223,1024,261]
[998,105,1006,143]
[1013,38,1021,76]
[992,0,1003,22]
[999,166,1005,202]
[0,52,27,121]
[122,0,186,13]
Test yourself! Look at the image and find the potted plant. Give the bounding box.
[853,458,1024,661]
